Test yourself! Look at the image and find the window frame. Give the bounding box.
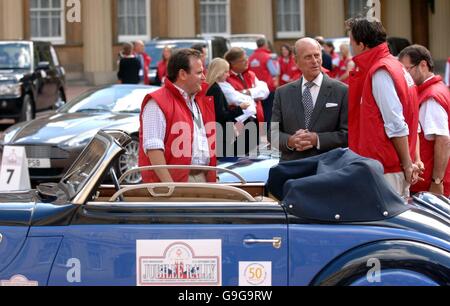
[276,0,305,39]
[199,0,231,37]
[117,0,152,43]
[29,0,66,45]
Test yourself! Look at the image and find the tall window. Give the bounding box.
[347,0,368,19]
[29,0,65,44]
[276,0,305,38]
[118,0,151,42]
[200,0,230,35]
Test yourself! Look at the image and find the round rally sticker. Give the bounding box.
[239,262,271,286]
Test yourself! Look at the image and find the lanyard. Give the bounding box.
[186,99,203,130]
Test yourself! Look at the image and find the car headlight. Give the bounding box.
[0,83,22,97]
[62,130,99,149]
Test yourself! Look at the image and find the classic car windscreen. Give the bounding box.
[60,136,108,199]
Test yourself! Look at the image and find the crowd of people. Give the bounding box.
[130,17,449,199]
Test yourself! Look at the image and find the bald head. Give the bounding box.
[295,38,321,55]
[134,40,145,53]
[294,38,323,81]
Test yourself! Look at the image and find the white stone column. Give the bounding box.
[429,0,450,63]
[82,0,115,85]
[244,0,274,42]
[0,0,24,40]
[167,0,196,37]
[383,0,412,42]
[318,0,346,38]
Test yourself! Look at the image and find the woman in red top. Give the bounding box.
[278,44,301,86]
[156,46,172,85]
[337,43,355,85]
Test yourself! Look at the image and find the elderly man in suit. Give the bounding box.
[271,37,348,161]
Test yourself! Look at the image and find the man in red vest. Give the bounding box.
[346,17,420,198]
[225,47,270,155]
[139,49,217,183]
[248,38,279,129]
[399,45,450,197]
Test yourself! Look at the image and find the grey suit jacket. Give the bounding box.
[271,74,348,161]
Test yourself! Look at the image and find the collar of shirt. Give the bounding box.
[172,83,197,106]
[302,73,323,92]
[423,74,435,84]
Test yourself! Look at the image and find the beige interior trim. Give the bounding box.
[109,183,257,202]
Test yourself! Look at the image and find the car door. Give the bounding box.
[34,43,58,110]
[47,201,288,286]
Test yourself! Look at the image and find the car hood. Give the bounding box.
[8,112,139,145]
[218,156,280,183]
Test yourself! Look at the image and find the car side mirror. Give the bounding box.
[36,61,50,70]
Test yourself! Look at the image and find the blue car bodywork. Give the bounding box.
[0,131,449,286]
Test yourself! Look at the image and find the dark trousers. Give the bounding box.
[263,91,275,132]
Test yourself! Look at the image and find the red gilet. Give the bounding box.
[279,55,302,86]
[227,70,265,123]
[138,80,217,183]
[348,43,419,174]
[411,76,450,196]
[249,48,276,92]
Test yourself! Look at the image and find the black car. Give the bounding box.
[145,36,231,84]
[0,41,66,122]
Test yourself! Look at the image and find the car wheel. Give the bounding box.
[53,89,66,109]
[116,137,141,184]
[18,94,35,123]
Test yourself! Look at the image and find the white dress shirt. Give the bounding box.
[301,73,324,108]
[230,71,270,101]
[419,76,449,141]
[218,81,257,123]
[372,69,410,138]
[142,84,210,165]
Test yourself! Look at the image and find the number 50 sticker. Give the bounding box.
[239,262,272,286]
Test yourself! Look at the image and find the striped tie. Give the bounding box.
[303,81,315,129]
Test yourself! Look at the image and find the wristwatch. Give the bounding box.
[432,177,443,185]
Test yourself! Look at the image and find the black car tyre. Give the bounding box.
[116,136,141,184]
[18,94,35,123]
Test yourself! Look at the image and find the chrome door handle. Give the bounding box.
[0,233,3,244]
[244,237,282,249]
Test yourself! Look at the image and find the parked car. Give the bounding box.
[0,130,448,286]
[0,84,159,184]
[145,36,231,84]
[0,40,66,122]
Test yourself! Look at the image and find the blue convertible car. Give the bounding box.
[0,131,449,286]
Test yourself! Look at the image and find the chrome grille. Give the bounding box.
[24,146,70,159]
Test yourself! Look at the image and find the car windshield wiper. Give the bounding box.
[75,108,110,113]
[116,110,140,114]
